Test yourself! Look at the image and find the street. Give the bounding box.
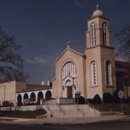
[0,120,130,130]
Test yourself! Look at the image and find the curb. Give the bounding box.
[43,123,60,125]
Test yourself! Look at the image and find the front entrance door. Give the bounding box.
[67,86,72,98]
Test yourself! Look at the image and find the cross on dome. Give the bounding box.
[92,4,104,18]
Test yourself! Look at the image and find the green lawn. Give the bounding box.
[0,109,47,118]
[94,103,130,115]
[1,104,130,118]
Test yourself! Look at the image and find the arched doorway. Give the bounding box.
[23,93,29,105]
[67,86,72,98]
[30,92,36,102]
[24,93,28,99]
[45,90,52,100]
[37,91,44,104]
[17,94,22,106]
[66,80,73,99]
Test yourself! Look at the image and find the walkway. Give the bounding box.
[0,115,129,125]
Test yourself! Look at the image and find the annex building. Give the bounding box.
[0,8,130,106]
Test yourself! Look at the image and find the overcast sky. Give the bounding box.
[0,0,130,85]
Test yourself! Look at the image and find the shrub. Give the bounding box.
[122,98,128,103]
[79,96,85,104]
[93,94,102,104]
[113,90,120,103]
[128,96,130,102]
[113,90,128,103]
[87,99,93,104]
[103,93,112,103]
[2,101,10,107]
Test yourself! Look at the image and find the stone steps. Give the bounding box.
[47,104,99,117]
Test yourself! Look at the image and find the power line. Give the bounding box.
[74,0,84,9]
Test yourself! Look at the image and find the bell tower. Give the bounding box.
[85,5,116,100]
[86,5,112,48]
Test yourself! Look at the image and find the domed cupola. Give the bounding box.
[92,4,104,18]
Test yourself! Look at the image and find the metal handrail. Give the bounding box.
[45,102,53,117]
[76,104,85,116]
[85,99,96,111]
[56,102,66,116]
[85,99,100,116]
[46,101,66,116]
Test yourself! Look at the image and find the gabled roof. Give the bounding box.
[62,73,75,81]
[115,60,130,78]
[55,45,85,63]
[51,77,56,83]
[115,60,130,69]
[26,84,52,90]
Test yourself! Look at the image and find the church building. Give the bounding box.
[52,7,116,101]
[1,7,130,107]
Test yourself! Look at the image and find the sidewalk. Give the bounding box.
[0,115,129,125]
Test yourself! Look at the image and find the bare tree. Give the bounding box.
[115,24,130,62]
[0,27,28,82]
[115,25,130,100]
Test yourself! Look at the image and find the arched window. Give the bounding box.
[106,60,112,85]
[91,61,97,86]
[45,90,52,100]
[91,23,96,46]
[102,23,107,45]
[62,62,76,79]
[17,94,22,106]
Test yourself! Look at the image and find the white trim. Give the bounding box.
[91,23,96,46]
[102,22,107,45]
[106,61,112,85]
[91,61,97,86]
